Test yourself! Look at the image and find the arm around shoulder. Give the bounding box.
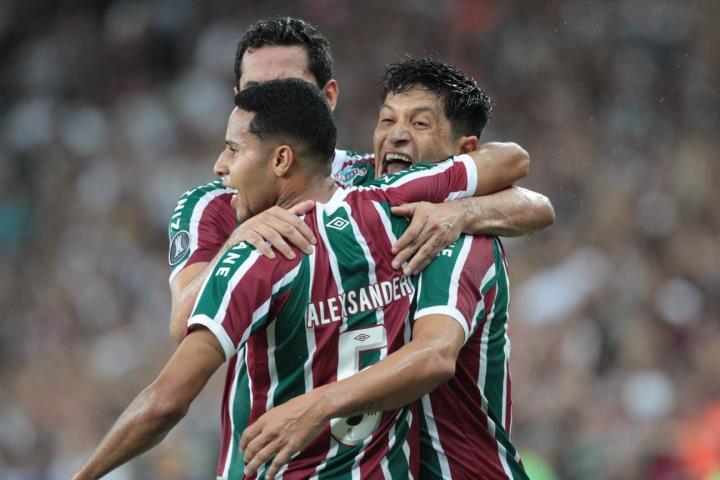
[468,142,530,196]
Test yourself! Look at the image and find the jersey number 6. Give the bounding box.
[330,325,387,445]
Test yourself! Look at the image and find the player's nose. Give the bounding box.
[213,153,229,177]
[387,123,411,145]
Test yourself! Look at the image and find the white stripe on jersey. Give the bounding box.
[303,249,317,394]
[220,349,244,480]
[169,187,231,283]
[421,394,453,479]
[265,320,280,411]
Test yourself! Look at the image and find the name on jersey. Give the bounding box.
[305,275,415,329]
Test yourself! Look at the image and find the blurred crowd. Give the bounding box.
[1,0,718,479]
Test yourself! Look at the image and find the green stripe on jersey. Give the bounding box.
[227,353,251,478]
[192,242,257,322]
[414,236,466,312]
[482,239,509,427]
[270,255,312,406]
[418,405,443,480]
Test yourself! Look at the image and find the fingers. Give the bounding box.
[244,436,285,478]
[393,223,435,274]
[390,202,418,218]
[391,215,427,259]
[290,199,315,216]
[239,419,261,454]
[402,231,447,275]
[262,446,294,480]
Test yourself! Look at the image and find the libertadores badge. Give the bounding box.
[169,230,191,265]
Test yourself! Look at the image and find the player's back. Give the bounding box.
[190,155,479,479]
[235,186,418,479]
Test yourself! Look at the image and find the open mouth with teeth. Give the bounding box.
[382,153,413,176]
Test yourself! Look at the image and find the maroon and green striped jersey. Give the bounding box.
[167,150,375,282]
[188,156,478,479]
[414,236,527,480]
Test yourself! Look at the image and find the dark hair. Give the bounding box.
[234,78,336,172]
[235,17,333,89]
[381,57,493,138]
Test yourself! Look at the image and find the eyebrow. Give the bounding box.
[380,104,437,117]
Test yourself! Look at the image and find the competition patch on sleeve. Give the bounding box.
[168,230,191,266]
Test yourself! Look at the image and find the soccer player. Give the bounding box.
[239,58,529,480]
[72,79,523,480]
[168,17,555,342]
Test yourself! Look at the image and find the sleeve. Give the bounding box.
[168,181,237,283]
[413,235,501,344]
[374,154,478,205]
[187,242,304,360]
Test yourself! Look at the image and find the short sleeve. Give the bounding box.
[414,235,500,344]
[168,181,237,283]
[187,242,305,360]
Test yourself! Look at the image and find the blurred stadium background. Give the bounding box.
[1,0,718,478]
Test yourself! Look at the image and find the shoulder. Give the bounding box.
[169,180,234,233]
[332,149,376,187]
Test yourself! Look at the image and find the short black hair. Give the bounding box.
[235,17,333,89]
[381,57,493,138]
[234,78,336,172]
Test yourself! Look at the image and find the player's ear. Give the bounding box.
[322,79,339,112]
[272,145,295,177]
[457,135,479,154]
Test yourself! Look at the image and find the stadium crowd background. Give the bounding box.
[1,0,718,478]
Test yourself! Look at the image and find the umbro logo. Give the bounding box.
[326,217,350,231]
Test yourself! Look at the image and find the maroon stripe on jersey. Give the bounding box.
[246,332,270,424]
[216,354,238,477]
[186,193,236,267]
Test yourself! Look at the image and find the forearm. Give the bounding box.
[470,142,530,195]
[315,338,456,419]
[460,186,555,237]
[72,388,185,480]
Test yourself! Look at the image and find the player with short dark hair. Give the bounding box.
[382,57,493,139]
[234,16,334,91]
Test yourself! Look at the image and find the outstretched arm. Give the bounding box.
[239,315,464,479]
[390,186,554,274]
[72,329,225,480]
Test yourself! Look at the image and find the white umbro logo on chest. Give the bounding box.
[326,217,350,231]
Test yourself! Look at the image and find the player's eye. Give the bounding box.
[413,121,430,128]
[379,117,395,125]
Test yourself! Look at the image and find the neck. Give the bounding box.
[276,174,338,210]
